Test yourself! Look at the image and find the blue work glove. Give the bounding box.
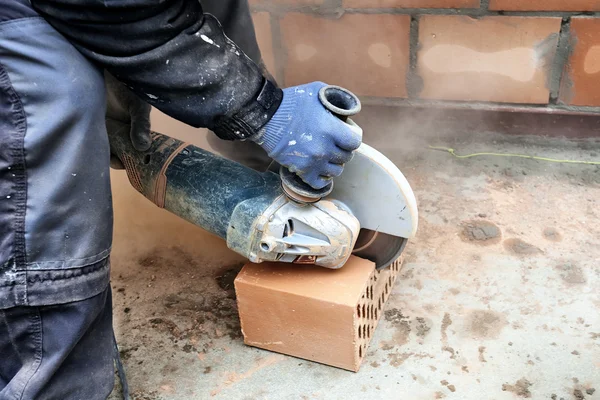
[252,81,362,189]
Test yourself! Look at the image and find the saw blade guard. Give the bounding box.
[329,143,419,240]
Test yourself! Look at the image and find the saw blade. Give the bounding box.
[352,229,407,270]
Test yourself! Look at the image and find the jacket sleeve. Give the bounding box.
[30,0,283,140]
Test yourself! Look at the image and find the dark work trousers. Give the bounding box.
[0,0,268,398]
[0,288,115,399]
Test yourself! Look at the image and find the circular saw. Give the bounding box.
[108,87,418,270]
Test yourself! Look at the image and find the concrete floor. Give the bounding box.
[108,110,600,400]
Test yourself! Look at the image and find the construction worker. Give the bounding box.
[0,0,362,398]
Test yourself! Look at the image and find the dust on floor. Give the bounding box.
[108,125,600,400]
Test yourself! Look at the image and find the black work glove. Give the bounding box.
[104,71,152,169]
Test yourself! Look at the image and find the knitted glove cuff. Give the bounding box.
[251,87,299,154]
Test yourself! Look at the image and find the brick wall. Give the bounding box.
[250,0,600,113]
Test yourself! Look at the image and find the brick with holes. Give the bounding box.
[234,255,403,371]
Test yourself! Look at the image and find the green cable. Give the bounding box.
[428,146,600,166]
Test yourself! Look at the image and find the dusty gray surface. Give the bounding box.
[108,110,600,400]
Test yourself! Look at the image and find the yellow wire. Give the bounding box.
[428,145,600,166]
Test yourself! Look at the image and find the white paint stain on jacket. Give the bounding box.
[197,33,221,48]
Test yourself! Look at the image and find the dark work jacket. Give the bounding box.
[30,0,283,141]
[0,0,278,309]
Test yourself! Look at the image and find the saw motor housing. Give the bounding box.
[109,126,362,269]
[232,196,360,269]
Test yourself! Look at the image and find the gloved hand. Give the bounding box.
[104,71,152,169]
[252,81,362,189]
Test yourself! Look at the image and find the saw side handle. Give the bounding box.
[280,85,362,204]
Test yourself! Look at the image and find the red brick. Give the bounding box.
[235,256,404,372]
[251,12,276,76]
[249,0,323,5]
[489,0,600,11]
[560,17,600,106]
[280,13,410,97]
[417,16,561,104]
[344,0,479,8]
